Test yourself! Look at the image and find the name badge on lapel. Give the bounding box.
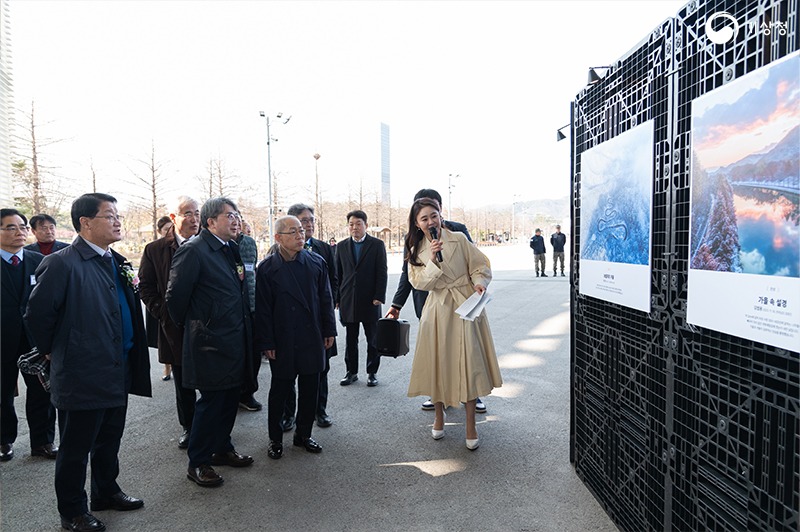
[30,275,37,286]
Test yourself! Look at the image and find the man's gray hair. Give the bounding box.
[274,215,300,233]
[170,195,199,216]
[286,203,314,217]
[200,197,237,229]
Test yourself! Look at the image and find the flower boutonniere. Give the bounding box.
[120,261,140,292]
[236,263,245,281]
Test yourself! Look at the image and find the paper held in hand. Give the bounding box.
[455,290,492,321]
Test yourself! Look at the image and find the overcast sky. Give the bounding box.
[10,0,687,211]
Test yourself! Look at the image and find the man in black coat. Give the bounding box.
[255,215,337,459]
[335,210,387,387]
[280,203,339,430]
[24,213,70,256]
[138,196,200,449]
[551,224,567,276]
[26,194,152,532]
[385,188,487,414]
[529,228,547,277]
[1,209,57,463]
[166,197,254,488]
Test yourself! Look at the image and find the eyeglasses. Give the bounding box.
[277,228,306,236]
[220,212,238,221]
[0,225,29,233]
[298,217,316,224]
[91,215,124,222]
[180,211,200,219]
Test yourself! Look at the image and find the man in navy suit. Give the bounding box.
[280,203,339,430]
[255,215,336,459]
[1,209,57,463]
[24,214,70,256]
[335,210,387,388]
[26,194,152,532]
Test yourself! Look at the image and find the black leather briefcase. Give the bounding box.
[376,318,410,357]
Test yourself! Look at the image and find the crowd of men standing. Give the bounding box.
[0,194,389,532]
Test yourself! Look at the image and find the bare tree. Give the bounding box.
[11,100,68,215]
[130,141,169,241]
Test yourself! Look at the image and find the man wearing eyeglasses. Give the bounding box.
[255,215,336,459]
[25,194,152,532]
[166,197,255,488]
[24,214,70,256]
[277,203,339,431]
[335,210,388,388]
[138,196,200,451]
[1,209,58,464]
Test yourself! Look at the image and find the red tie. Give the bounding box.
[10,255,20,266]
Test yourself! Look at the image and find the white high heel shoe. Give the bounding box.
[431,411,446,440]
[466,438,480,450]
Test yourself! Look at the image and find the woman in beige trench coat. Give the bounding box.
[405,198,502,450]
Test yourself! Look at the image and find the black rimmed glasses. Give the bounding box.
[277,228,306,236]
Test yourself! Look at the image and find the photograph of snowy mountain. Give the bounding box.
[690,53,800,278]
[687,51,799,352]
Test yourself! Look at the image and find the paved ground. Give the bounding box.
[0,244,617,532]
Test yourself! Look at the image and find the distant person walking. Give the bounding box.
[550,225,566,277]
[529,229,547,277]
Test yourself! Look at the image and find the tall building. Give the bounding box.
[380,122,390,204]
[0,0,13,206]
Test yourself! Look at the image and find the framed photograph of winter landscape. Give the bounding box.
[688,51,800,351]
[579,120,654,312]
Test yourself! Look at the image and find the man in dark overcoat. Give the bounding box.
[1,209,57,462]
[26,193,152,532]
[335,210,387,388]
[255,215,336,459]
[166,197,255,488]
[138,196,200,449]
[280,203,339,430]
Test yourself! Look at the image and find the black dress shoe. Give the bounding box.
[339,372,358,386]
[293,435,323,453]
[238,397,262,411]
[367,373,378,387]
[280,415,296,432]
[178,428,190,449]
[90,491,144,512]
[267,441,283,459]
[0,443,13,461]
[187,464,224,487]
[211,449,254,467]
[60,512,106,532]
[31,442,58,459]
[316,414,333,427]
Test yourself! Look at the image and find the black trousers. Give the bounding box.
[187,387,239,468]
[344,320,380,375]
[55,405,127,519]
[171,365,196,430]
[1,358,56,448]
[282,354,331,420]
[269,373,319,442]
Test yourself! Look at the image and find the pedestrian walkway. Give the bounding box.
[1,245,617,531]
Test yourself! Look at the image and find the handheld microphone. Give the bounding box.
[429,226,443,262]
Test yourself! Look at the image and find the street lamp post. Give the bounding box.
[259,111,291,245]
[448,173,459,220]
